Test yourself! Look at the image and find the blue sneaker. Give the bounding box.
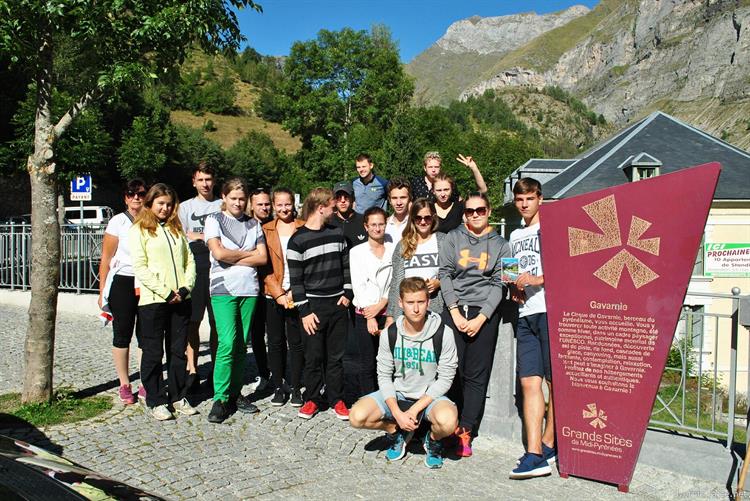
[423,433,444,469]
[542,443,557,465]
[516,443,557,466]
[385,430,413,462]
[510,452,551,479]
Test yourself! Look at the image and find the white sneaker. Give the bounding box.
[253,377,270,393]
[150,404,174,421]
[172,398,199,416]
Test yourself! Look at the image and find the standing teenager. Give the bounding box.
[130,183,197,421]
[411,152,487,202]
[384,177,411,246]
[287,188,352,420]
[247,188,272,393]
[262,188,306,407]
[432,173,464,234]
[204,178,268,423]
[386,199,444,327]
[439,192,510,456]
[178,163,221,390]
[509,177,555,479]
[99,178,147,404]
[349,207,394,396]
[352,153,388,214]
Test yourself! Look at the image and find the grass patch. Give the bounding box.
[0,388,112,428]
[170,110,301,153]
[610,64,629,78]
[652,372,747,444]
[406,47,508,106]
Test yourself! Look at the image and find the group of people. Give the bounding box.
[98,151,555,478]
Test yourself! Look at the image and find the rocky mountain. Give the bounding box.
[408,0,750,149]
[406,5,590,105]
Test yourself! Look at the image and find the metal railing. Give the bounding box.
[0,223,105,293]
[650,288,748,447]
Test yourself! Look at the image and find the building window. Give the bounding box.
[618,152,662,182]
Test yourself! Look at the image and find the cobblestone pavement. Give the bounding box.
[0,304,729,500]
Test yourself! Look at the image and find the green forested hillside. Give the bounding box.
[0,27,609,214]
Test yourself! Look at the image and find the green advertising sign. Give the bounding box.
[704,243,750,277]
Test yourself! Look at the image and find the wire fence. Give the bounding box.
[0,223,105,293]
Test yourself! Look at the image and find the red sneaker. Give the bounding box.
[455,426,473,457]
[333,400,349,421]
[298,400,319,419]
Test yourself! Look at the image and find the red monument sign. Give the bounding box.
[541,163,721,491]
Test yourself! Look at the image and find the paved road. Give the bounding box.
[0,304,729,500]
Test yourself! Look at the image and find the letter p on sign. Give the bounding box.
[70,174,92,201]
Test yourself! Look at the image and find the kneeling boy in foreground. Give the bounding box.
[349,277,458,468]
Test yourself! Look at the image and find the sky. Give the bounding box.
[237,0,599,63]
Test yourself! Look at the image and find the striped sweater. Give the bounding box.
[286,224,353,317]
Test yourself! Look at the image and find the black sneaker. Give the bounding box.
[271,388,287,406]
[290,388,303,407]
[235,394,260,414]
[207,400,231,423]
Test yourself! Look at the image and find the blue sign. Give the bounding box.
[71,175,91,193]
[70,174,92,201]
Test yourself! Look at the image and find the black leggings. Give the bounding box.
[265,298,304,390]
[109,274,140,349]
[354,313,385,396]
[249,297,270,379]
[443,305,500,431]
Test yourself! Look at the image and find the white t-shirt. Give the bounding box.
[204,212,265,297]
[349,241,395,309]
[280,234,292,291]
[104,212,136,277]
[403,233,439,280]
[510,223,546,317]
[385,215,408,246]
[178,197,222,243]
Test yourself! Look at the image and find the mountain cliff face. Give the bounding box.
[409,0,750,149]
[434,5,590,54]
[406,5,590,105]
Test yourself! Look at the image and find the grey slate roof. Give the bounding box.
[502,158,575,203]
[540,111,750,200]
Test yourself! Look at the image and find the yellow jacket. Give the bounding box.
[129,223,196,306]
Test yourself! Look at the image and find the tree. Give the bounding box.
[117,106,172,179]
[0,0,260,403]
[276,26,413,181]
[225,131,286,189]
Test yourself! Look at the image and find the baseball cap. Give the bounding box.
[333,180,354,197]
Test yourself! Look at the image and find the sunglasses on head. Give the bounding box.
[414,215,433,224]
[127,190,147,198]
[463,206,488,217]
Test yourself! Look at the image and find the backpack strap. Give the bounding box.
[388,319,445,363]
[121,211,134,223]
[433,320,444,363]
[388,323,398,355]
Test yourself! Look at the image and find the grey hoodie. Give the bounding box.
[439,224,511,319]
[377,311,458,402]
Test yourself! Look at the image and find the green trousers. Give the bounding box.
[211,295,257,402]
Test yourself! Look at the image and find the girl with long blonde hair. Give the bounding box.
[129,183,197,421]
[385,198,444,326]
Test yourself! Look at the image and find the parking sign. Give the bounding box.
[70,175,92,201]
